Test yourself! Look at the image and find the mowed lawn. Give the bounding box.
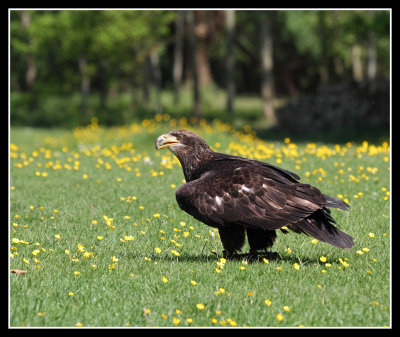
[9,117,391,327]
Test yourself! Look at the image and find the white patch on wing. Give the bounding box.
[238,185,251,193]
[215,196,223,205]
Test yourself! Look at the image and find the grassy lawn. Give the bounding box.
[9,117,391,327]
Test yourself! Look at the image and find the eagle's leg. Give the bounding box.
[218,225,246,259]
[246,228,279,259]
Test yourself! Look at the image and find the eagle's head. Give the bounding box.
[155,129,210,154]
[155,130,213,181]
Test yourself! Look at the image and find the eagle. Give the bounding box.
[155,129,354,258]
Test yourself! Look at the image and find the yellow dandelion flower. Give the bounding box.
[293,263,300,270]
[68,292,74,296]
[228,319,238,327]
[283,306,290,312]
[319,256,327,263]
[171,250,180,257]
[190,280,197,286]
[276,313,284,321]
[172,317,181,325]
[54,234,61,239]
[74,271,80,276]
[154,247,162,254]
[196,303,205,310]
[265,299,272,306]
[162,276,168,283]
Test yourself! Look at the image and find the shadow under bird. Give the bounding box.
[155,130,354,259]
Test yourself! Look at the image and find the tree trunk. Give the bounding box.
[318,11,330,84]
[173,11,184,104]
[150,51,162,115]
[78,54,90,119]
[187,11,201,121]
[260,12,277,126]
[142,57,151,105]
[367,30,377,81]
[352,44,364,82]
[195,44,213,87]
[21,11,36,90]
[226,10,235,113]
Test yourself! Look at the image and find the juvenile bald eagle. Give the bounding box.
[155,130,354,258]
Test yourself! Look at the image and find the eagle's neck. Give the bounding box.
[172,147,215,182]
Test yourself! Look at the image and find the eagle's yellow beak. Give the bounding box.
[155,134,180,150]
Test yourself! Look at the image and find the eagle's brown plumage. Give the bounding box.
[155,130,354,257]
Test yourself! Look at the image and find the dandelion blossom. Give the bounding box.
[196,303,205,310]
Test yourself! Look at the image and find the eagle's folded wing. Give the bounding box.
[176,166,325,230]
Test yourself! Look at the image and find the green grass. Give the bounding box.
[9,119,391,327]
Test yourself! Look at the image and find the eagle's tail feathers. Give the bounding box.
[295,211,354,249]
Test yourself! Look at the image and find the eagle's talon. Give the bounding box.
[247,250,281,261]
[222,249,237,259]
